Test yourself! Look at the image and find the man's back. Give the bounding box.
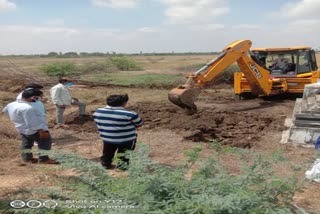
[5,101,31,121]
[93,106,142,144]
[4,101,42,135]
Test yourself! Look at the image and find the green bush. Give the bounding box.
[39,62,78,77]
[0,143,305,214]
[110,57,143,71]
[79,61,117,74]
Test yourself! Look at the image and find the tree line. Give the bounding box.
[0,51,219,58]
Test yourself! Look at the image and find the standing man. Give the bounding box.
[50,78,87,126]
[93,94,143,170]
[16,83,44,101]
[2,89,57,164]
[17,84,49,146]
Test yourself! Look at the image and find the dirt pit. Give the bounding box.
[60,91,292,149]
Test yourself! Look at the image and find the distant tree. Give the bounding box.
[90,52,105,57]
[47,52,59,57]
[80,52,89,57]
[63,52,78,57]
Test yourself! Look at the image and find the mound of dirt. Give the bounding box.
[130,103,280,148]
[57,101,284,148]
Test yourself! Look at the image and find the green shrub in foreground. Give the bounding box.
[1,143,304,214]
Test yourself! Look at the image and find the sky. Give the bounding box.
[0,0,319,54]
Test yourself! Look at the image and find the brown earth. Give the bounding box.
[64,101,280,148]
[1,80,320,212]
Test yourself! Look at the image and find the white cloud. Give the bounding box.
[1,20,320,55]
[92,0,140,9]
[276,0,320,19]
[160,0,230,24]
[0,0,16,11]
[137,27,163,33]
[188,24,225,31]
[229,21,320,49]
[232,24,263,30]
[43,19,65,26]
[0,25,79,36]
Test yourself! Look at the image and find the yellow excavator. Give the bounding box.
[168,40,319,111]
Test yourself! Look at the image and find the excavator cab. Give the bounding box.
[252,48,318,76]
[169,40,320,111]
[237,47,320,96]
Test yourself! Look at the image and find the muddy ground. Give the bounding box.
[65,101,281,148]
[1,82,320,212]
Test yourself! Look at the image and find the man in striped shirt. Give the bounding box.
[93,94,143,170]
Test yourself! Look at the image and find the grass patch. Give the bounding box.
[95,73,183,87]
[177,63,207,72]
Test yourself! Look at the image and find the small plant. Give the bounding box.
[0,143,305,214]
[39,62,78,77]
[110,57,143,71]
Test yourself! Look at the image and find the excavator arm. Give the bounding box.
[168,40,272,111]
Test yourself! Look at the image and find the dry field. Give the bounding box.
[0,53,320,213]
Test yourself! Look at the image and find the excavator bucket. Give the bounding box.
[168,86,201,111]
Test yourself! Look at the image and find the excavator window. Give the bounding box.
[249,52,266,68]
[253,51,300,76]
[297,50,312,74]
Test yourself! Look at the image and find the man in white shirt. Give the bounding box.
[2,89,57,164]
[16,83,48,131]
[50,78,86,126]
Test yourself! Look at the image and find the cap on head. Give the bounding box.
[24,83,43,90]
[106,94,129,107]
[22,89,42,99]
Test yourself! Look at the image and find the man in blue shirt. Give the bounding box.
[93,94,143,170]
[3,89,57,164]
